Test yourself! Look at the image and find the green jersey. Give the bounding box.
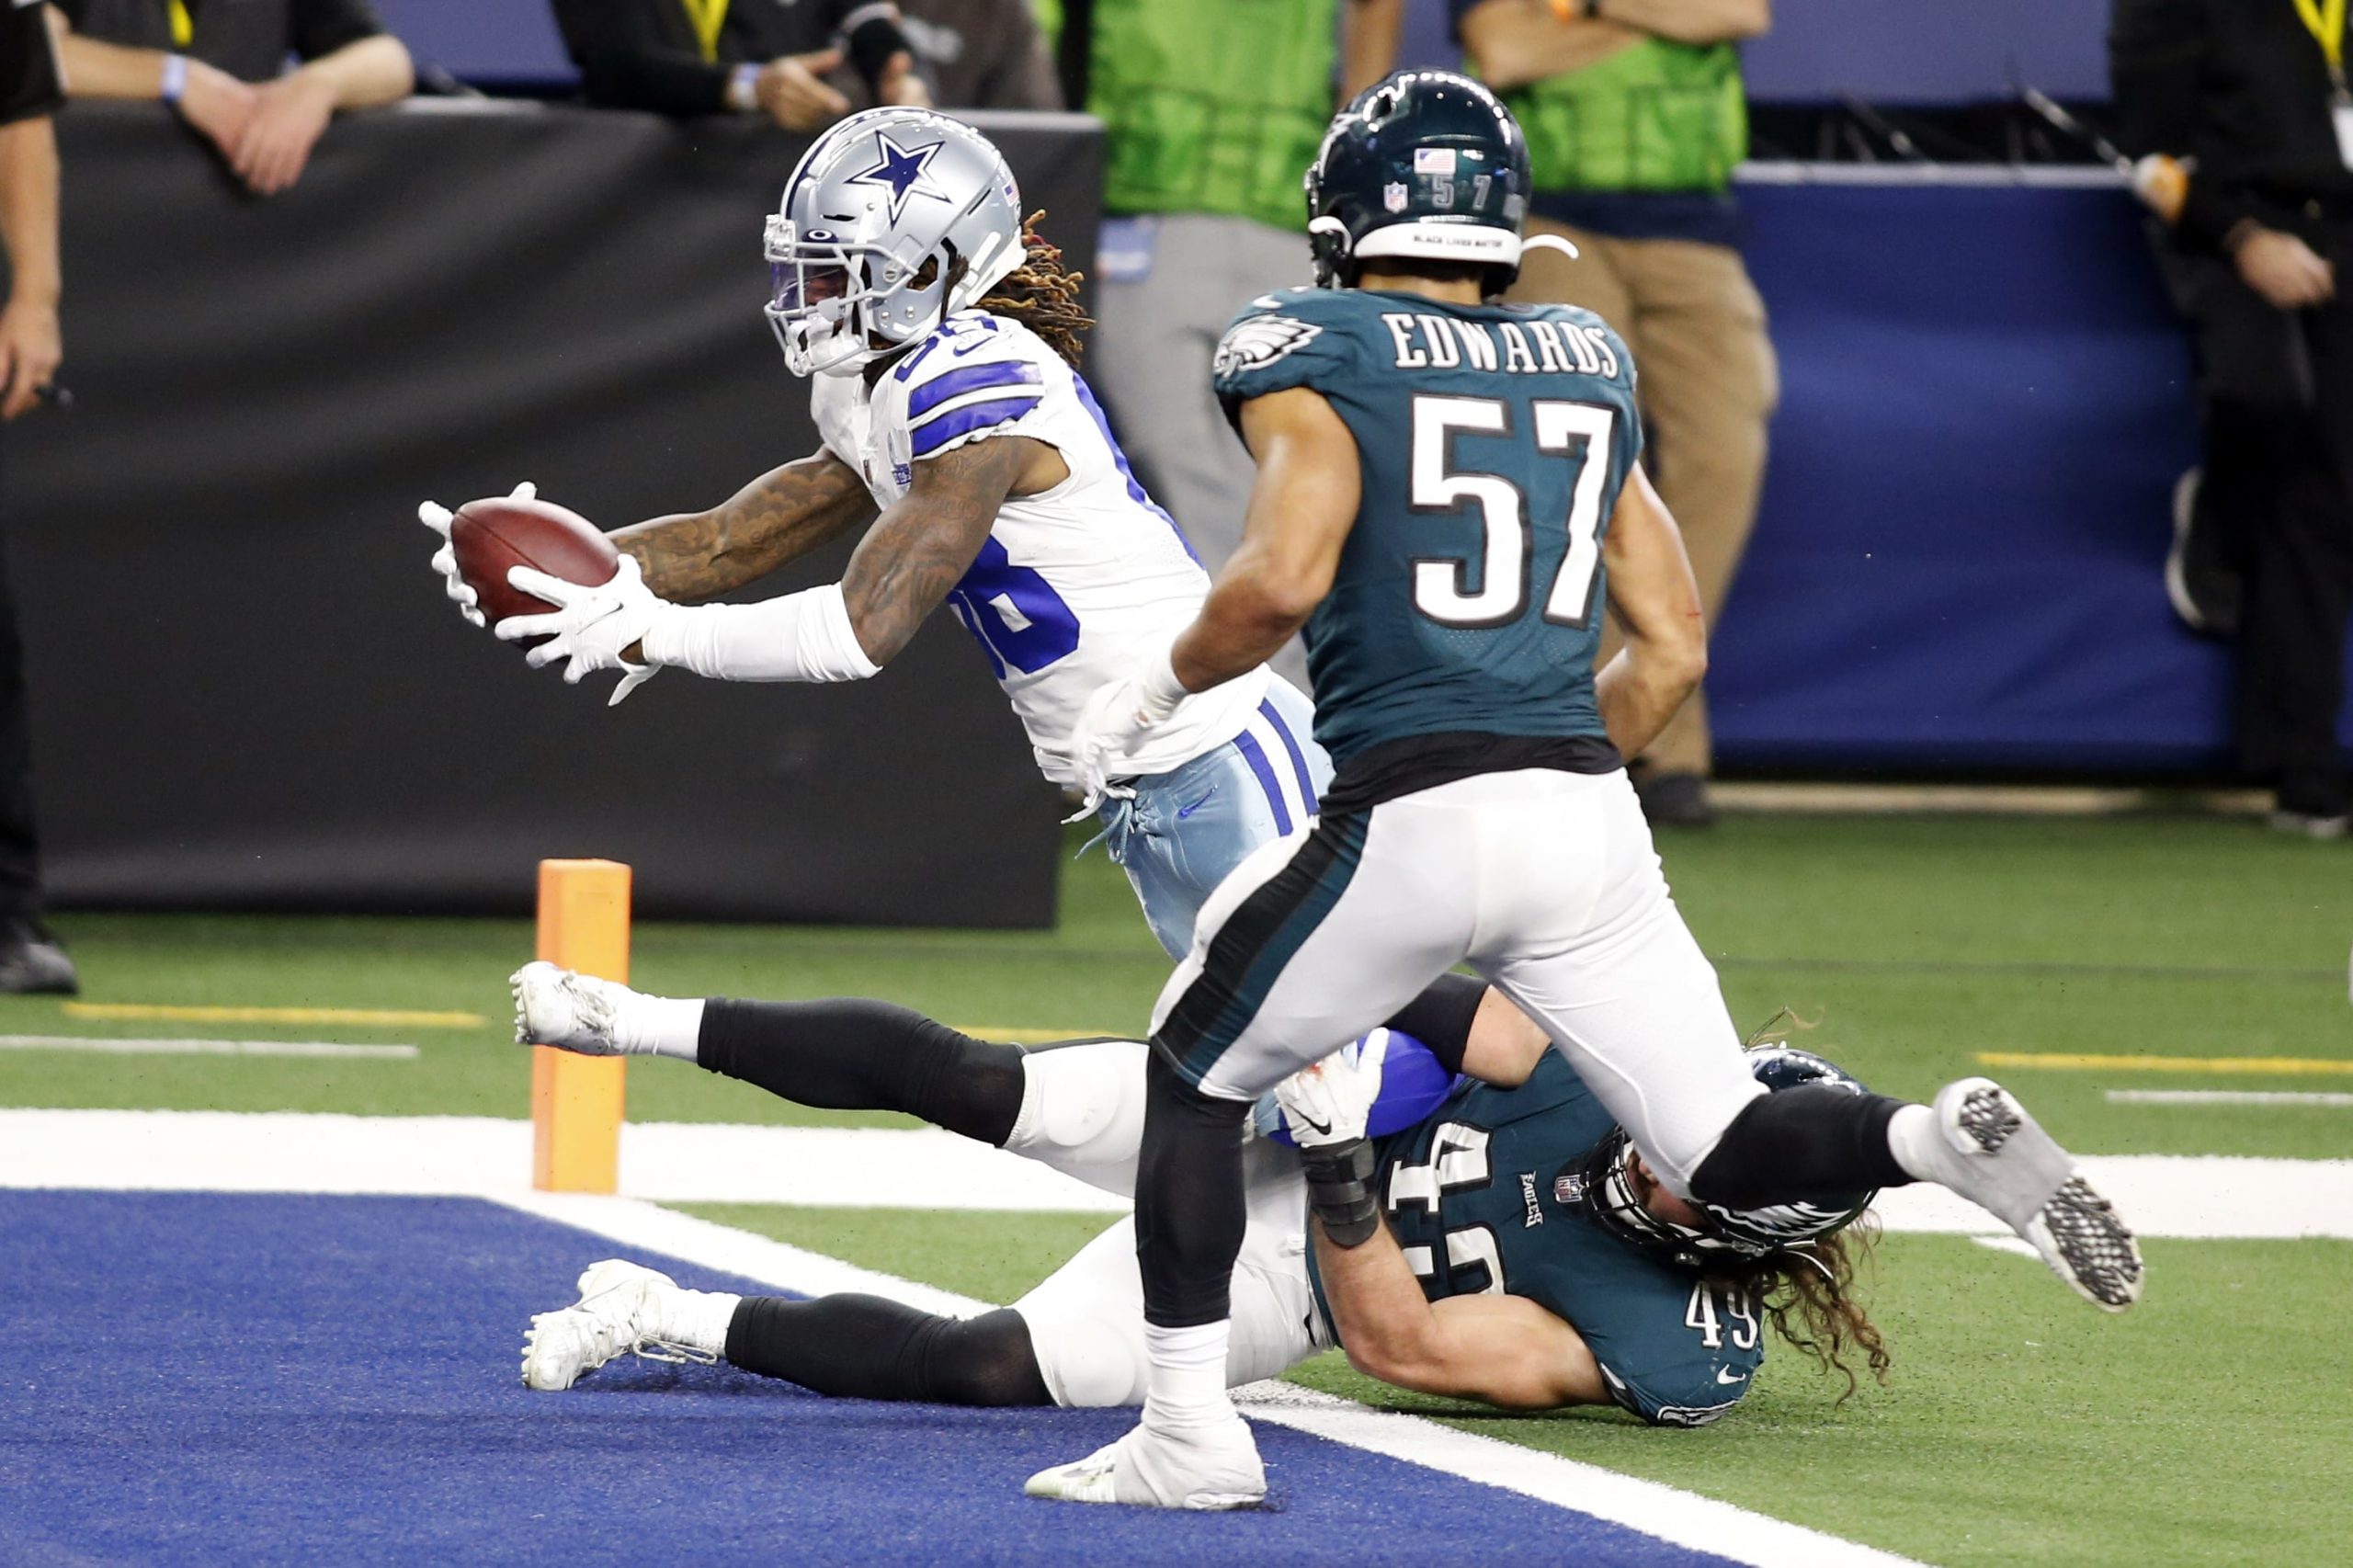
[1211,286,1642,804]
[1085,0,1338,232]
[1310,1051,1768,1426]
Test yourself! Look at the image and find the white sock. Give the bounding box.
[1142,1320,1233,1431]
[652,1285,740,1354]
[1885,1102,1943,1183]
[614,992,706,1062]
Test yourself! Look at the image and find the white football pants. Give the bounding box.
[1150,768,1766,1198]
[1000,1040,1326,1407]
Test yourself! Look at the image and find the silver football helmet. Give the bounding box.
[764,108,1026,378]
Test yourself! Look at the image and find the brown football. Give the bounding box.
[449,494,621,646]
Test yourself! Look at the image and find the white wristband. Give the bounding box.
[1136,646,1189,722]
[160,54,190,108]
[725,62,762,114]
[638,582,881,685]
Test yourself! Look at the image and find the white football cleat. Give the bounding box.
[1025,1413,1267,1510]
[519,1258,716,1391]
[511,960,628,1054]
[1920,1078,2144,1312]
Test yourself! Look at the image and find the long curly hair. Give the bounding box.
[1704,1221,1892,1401]
[974,211,1094,368]
[1707,1007,1893,1400]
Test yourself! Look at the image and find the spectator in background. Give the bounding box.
[550,1,1058,130]
[1457,0,1774,829]
[0,1,77,992]
[2112,1,2353,838]
[50,1,412,197]
[1075,0,1401,689]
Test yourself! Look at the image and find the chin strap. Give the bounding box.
[1519,233,1582,263]
[1308,215,1353,289]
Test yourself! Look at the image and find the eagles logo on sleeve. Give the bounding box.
[1212,315,1324,381]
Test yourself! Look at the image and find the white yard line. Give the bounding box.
[2106,1090,2353,1108]
[3,1109,2346,1240]
[485,1191,1926,1568]
[0,1036,418,1060]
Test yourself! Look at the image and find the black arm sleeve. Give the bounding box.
[550,0,733,116]
[290,0,388,62]
[2110,0,2252,250]
[1380,972,1488,1075]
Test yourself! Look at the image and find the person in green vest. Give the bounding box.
[1075,0,1402,689]
[1457,0,1774,828]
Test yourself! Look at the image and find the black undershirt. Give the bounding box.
[1318,731,1622,817]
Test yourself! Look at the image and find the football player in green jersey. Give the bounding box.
[511,963,1885,1431]
[1041,71,2142,1509]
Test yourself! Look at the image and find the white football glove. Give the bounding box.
[1272,1030,1391,1151]
[494,553,668,707]
[419,479,538,630]
[1066,650,1190,812]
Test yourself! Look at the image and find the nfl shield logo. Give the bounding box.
[1383,182,1409,213]
[1554,1174,1586,1205]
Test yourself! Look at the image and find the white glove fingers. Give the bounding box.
[494,611,565,643]
[508,480,538,501]
[418,500,454,537]
[504,564,583,607]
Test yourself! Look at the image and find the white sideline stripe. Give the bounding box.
[483,1191,1925,1568]
[3,1110,2349,1239]
[2107,1090,2353,1108]
[0,1035,419,1060]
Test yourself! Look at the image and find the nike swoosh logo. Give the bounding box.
[1175,790,1216,820]
[1292,1110,1333,1137]
[1716,1368,1748,1386]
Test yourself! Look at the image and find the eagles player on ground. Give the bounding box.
[509,962,1888,1428]
[1036,72,2144,1509]
[419,108,1325,964]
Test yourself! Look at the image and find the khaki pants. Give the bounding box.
[1510,220,1779,778]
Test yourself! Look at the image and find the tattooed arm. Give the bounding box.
[839,435,1045,665]
[613,435,1058,688]
[609,449,879,604]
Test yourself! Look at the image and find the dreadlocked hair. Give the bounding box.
[976,211,1093,368]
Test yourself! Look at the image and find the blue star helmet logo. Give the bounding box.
[848,131,951,224]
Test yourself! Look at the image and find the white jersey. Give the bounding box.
[811,310,1268,787]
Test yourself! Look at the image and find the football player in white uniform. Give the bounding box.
[421,108,1326,961]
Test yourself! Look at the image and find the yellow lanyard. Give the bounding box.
[166,0,193,49]
[680,0,731,64]
[2294,0,2349,82]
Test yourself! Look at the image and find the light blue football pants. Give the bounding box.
[1088,676,1331,961]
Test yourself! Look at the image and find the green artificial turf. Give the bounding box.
[667,1203,2353,1568]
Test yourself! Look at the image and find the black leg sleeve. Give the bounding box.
[1688,1085,1916,1210]
[1133,1048,1252,1329]
[723,1296,1051,1406]
[696,998,1027,1146]
[1379,972,1488,1074]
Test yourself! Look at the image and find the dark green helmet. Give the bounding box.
[1305,69,1539,292]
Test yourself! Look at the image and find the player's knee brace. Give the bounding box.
[1003,1040,1148,1181]
[1688,1085,1915,1210]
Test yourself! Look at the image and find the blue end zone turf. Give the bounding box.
[1,1193,1739,1565]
